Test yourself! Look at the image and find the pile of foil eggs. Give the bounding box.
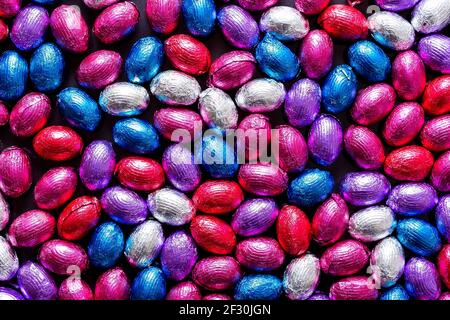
[0,0,449,300]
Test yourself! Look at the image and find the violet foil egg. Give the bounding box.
[436,195,450,242]
[154,108,202,141]
[95,267,130,300]
[349,206,396,242]
[340,172,391,207]
[58,278,93,300]
[93,1,139,44]
[387,183,438,216]
[217,5,259,49]
[370,237,405,288]
[17,261,57,300]
[375,0,420,11]
[344,125,385,170]
[10,5,49,51]
[392,51,426,100]
[30,43,65,93]
[0,192,9,231]
[0,236,19,281]
[236,237,284,271]
[76,50,122,90]
[237,0,278,11]
[0,50,28,102]
[199,88,238,129]
[208,50,256,90]
[431,151,450,192]
[294,0,330,15]
[329,276,379,300]
[405,257,441,300]
[307,114,343,166]
[101,186,148,225]
[79,140,116,191]
[150,70,201,106]
[283,254,320,300]
[411,0,450,34]
[299,30,333,80]
[167,281,202,300]
[418,35,450,74]
[99,82,149,117]
[235,78,285,113]
[0,0,21,18]
[397,218,442,257]
[126,36,164,84]
[0,146,32,198]
[38,239,88,275]
[83,0,120,10]
[276,125,308,173]
[421,114,450,152]
[145,0,181,35]
[259,6,309,41]
[238,163,288,197]
[192,256,242,291]
[161,230,198,281]
[284,78,321,128]
[125,220,164,268]
[320,240,369,276]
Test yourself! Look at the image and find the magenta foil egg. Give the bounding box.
[392,50,426,100]
[166,281,202,300]
[154,107,202,141]
[95,267,130,300]
[39,239,88,275]
[34,167,77,210]
[340,172,391,207]
[0,146,32,198]
[203,294,232,300]
[50,5,89,53]
[0,192,9,231]
[8,210,55,248]
[295,0,330,15]
[421,114,450,152]
[320,240,370,276]
[436,195,450,242]
[238,163,288,196]
[58,278,93,300]
[192,256,242,291]
[405,257,441,300]
[330,276,379,300]
[10,5,49,52]
[307,114,343,167]
[0,102,8,126]
[0,0,21,18]
[237,113,271,162]
[299,30,333,79]
[237,0,278,11]
[431,151,450,192]
[351,83,396,126]
[383,102,425,147]
[146,0,181,35]
[344,125,385,170]
[76,50,122,90]
[83,0,120,10]
[284,78,321,128]
[276,125,308,173]
[17,261,57,300]
[235,237,285,271]
[418,34,450,74]
[93,2,139,44]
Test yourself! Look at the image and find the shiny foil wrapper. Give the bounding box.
[397,218,442,257]
[115,156,165,192]
[288,169,334,208]
[237,113,271,162]
[126,36,164,84]
[0,0,21,18]
[193,180,244,214]
[150,70,201,106]
[101,186,148,225]
[58,278,93,301]
[0,50,28,102]
[10,5,49,52]
[380,285,409,300]
[392,50,426,100]
[0,191,9,231]
[131,267,166,300]
[34,166,77,210]
[318,4,368,41]
[321,64,357,114]
[284,78,320,127]
[125,220,164,268]
[95,267,130,300]
[320,240,369,276]
[235,274,282,300]
[32,125,83,161]
[411,0,450,34]
[276,205,311,256]
[330,276,378,300]
[236,78,285,113]
[387,183,438,216]
[0,287,24,300]
[238,163,288,197]
[154,107,202,140]
[349,205,396,242]
[83,0,120,10]
[181,0,216,37]
[76,50,122,90]
[421,114,450,152]
[99,82,149,117]
[167,281,201,300]
[237,0,278,11]
[375,0,420,11]
[203,294,231,300]
[17,261,57,300]
[438,245,450,289]
[30,43,65,93]
[260,6,309,41]
[113,118,160,154]
[422,75,450,116]
[0,236,19,281]
[190,215,236,254]
[277,125,308,173]
[10,92,51,137]
[145,0,181,35]
[383,102,424,146]
[0,146,32,198]
[384,145,434,182]
[294,0,329,15]
[344,125,385,170]
[418,35,450,74]
[370,237,405,288]
[232,198,279,237]
[431,151,450,192]
[38,239,89,275]
[299,30,333,80]
[436,195,450,242]
[283,254,320,300]
[192,256,242,291]
[348,40,391,83]
[148,187,196,226]
[340,172,391,207]
[405,257,441,300]
[217,5,259,49]
[199,88,238,129]
[236,237,284,271]
[88,222,124,269]
[0,101,8,127]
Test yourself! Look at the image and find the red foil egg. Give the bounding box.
[34,167,77,210]
[299,29,333,80]
[0,19,8,42]
[33,126,84,161]
[38,239,89,275]
[146,0,181,35]
[153,107,202,141]
[276,205,311,256]
[235,237,285,271]
[384,145,434,182]
[0,146,32,198]
[190,215,236,255]
[192,180,244,214]
[238,163,288,196]
[115,156,165,192]
[344,125,385,170]
[422,75,450,116]
[58,278,93,300]
[438,245,450,289]
[431,151,450,192]
[192,256,242,291]
[329,276,379,300]
[7,210,55,248]
[392,50,426,101]
[320,240,370,276]
[318,5,368,41]
[421,115,450,152]
[57,196,102,241]
[95,267,130,300]
[165,34,212,75]
[276,125,308,173]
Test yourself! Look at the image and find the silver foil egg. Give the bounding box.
[99,82,149,117]
[150,70,201,106]
[349,206,396,242]
[370,237,405,288]
[235,78,285,113]
[0,236,19,281]
[411,0,450,34]
[259,6,309,41]
[199,88,238,129]
[283,253,320,300]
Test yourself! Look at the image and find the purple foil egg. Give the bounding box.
[436,195,450,242]
[38,239,88,275]
[330,276,379,300]
[0,191,9,231]
[192,256,242,291]
[58,278,93,300]
[351,83,396,126]
[0,146,32,198]
[307,114,343,166]
[392,50,426,100]
[208,51,256,90]
[284,78,321,128]
[283,254,320,300]
[101,186,148,225]
[93,2,139,44]
[0,236,19,281]
[387,183,438,216]
[237,0,278,11]
[79,140,116,191]
[421,114,450,152]
[231,198,279,237]
[218,5,260,50]
[161,230,198,281]
[238,163,288,196]
[405,257,441,300]
[344,125,385,170]
[10,5,49,52]
[235,237,285,271]
[76,50,122,90]
[0,287,24,300]
[17,261,57,300]
[50,5,89,53]
[299,30,333,79]
[0,0,21,18]
[237,113,271,162]
[375,0,420,11]
[418,35,450,74]
[383,102,425,147]
[320,240,370,276]
[276,125,308,173]
[83,0,120,10]
[145,0,181,35]
[166,281,202,300]
[431,151,450,192]
[153,107,202,141]
[340,172,391,207]
[95,267,130,300]
[308,292,330,300]
[34,167,77,210]
[8,210,55,248]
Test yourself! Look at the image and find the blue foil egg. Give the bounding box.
[348,40,391,83]
[0,51,28,102]
[88,222,124,269]
[182,0,216,37]
[30,43,64,92]
[113,118,160,154]
[235,274,282,300]
[397,218,442,257]
[380,285,410,300]
[33,0,58,4]
[57,87,102,132]
[321,64,357,114]
[131,267,166,300]
[288,169,334,208]
[125,37,164,84]
[255,34,300,82]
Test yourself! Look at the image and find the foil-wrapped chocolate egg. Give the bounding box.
[276,125,308,173]
[283,254,320,300]
[17,261,57,300]
[387,183,438,216]
[318,4,367,41]
[0,192,9,231]
[101,186,148,225]
[321,64,357,114]
[203,294,232,300]
[348,40,391,82]
[238,163,288,196]
[284,78,321,127]
[192,256,242,291]
[217,5,259,49]
[115,156,165,192]
[260,6,309,41]
[330,276,378,300]
[237,113,271,162]
[0,0,21,18]
[397,218,442,257]
[190,215,236,254]
[199,88,238,129]
[126,36,164,84]
[380,285,410,300]
[76,50,122,90]
[370,237,405,288]
[232,198,279,237]
[0,287,24,300]
[340,172,391,207]
[153,107,202,141]
[294,0,330,15]
[236,237,285,271]
[95,267,130,300]
[344,125,385,170]
[58,278,93,300]
[235,274,282,300]
[181,0,216,37]
[383,102,424,146]
[0,102,8,127]
[320,240,369,276]
[0,146,32,198]
[150,70,201,106]
[288,169,334,208]
[38,239,88,275]
[193,180,244,215]
[33,125,83,161]
[375,0,419,11]
[30,43,64,93]
[431,151,450,192]
[411,0,450,34]
[88,222,124,270]
[99,82,149,117]
[438,245,450,289]
[404,257,441,300]
[422,75,450,115]
[392,51,426,101]
[276,205,311,256]
[235,78,285,113]
[145,0,181,35]
[10,5,49,51]
[299,30,333,80]
[237,0,278,11]
[0,236,19,281]
[436,195,450,242]
[130,267,166,300]
[418,35,450,74]
[384,145,434,181]
[421,115,450,152]
[83,0,120,10]
[0,50,28,102]
[167,281,202,300]
[349,206,396,242]
[113,118,160,154]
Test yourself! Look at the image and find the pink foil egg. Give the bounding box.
[10,5,49,52]
[438,245,450,289]
[431,151,450,192]
[235,237,285,271]
[76,50,122,90]
[237,0,278,11]
[50,5,89,53]
[9,92,51,137]
[351,83,396,126]
[295,0,330,15]
[93,2,139,44]
[238,163,288,196]
[153,107,202,141]
[299,30,333,79]
[384,146,434,182]
[237,113,271,162]
[344,125,385,170]
[320,240,370,276]
[276,125,308,173]
[330,276,379,300]
[166,281,202,300]
[7,210,55,248]
[146,0,181,35]
[383,102,425,147]
[95,267,130,300]
[203,294,232,300]
[0,101,8,126]
[0,19,8,43]
[34,167,77,210]
[38,239,89,275]
[422,75,450,116]
[0,146,32,198]
[0,0,21,18]
[392,50,426,101]
[192,256,242,291]
[83,0,120,10]
[32,126,84,161]
[420,115,450,152]
[0,192,9,231]
[58,278,93,300]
